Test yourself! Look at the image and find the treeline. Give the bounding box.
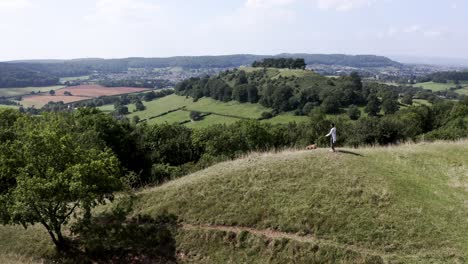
[419,71,468,83]
[0,63,59,88]
[3,98,467,190]
[98,78,173,89]
[252,58,306,69]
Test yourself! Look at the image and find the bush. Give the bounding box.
[260,111,274,120]
[189,111,202,121]
[347,105,361,120]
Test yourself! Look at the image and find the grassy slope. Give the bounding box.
[1,141,467,263]
[412,81,468,94]
[133,141,468,263]
[122,68,332,127]
[0,86,65,98]
[0,105,19,109]
[122,94,307,128]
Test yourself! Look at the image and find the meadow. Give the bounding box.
[1,141,466,263]
[0,86,65,98]
[412,81,468,94]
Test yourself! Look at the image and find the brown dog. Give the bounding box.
[306,144,317,150]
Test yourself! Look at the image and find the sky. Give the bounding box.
[0,0,467,61]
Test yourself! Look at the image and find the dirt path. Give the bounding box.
[182,223,426,263]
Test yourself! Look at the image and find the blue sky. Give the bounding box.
[0,0,467,60]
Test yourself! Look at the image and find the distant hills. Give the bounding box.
[5,53,401,72]
[0,54,402,88]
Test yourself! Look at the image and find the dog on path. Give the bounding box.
[306,144,317,150]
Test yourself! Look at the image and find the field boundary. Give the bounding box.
[179,108,254,121]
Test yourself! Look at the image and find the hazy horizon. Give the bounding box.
[1,0,467,62]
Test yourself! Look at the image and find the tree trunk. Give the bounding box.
[41,222,68,253]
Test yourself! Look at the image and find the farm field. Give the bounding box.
[127,94,268,120]
[20,85,148,108]
[0,86,65,98]
[0,104,19,109]
[59,75,90,84]
[412,81,468,93]
[123,94,318,128]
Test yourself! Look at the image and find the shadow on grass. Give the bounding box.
[337,150,364,157]
[55,196,178,264]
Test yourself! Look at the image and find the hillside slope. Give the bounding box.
[134,141,468,263]
[1,141,467,263]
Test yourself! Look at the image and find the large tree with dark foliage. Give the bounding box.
[252,58,306,69]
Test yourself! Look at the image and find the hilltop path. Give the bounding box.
[182,223,431,263]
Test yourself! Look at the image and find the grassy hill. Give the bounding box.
[132,141,468,263]
[2,141,466,263]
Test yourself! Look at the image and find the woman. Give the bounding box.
[325,123,337,152]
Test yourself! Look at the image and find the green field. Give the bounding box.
[59,75,90,84]
[122,94,270,126]
[0,86,65,98]
[262,112,309,124]
[0,105,19,109]
[122,94,326,128]
[412,81,468,93]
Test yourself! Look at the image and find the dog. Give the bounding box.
[306,144,317,150]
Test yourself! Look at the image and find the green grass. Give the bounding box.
[125,94,270,126]
[263,112,309,124]
[132,141,468,263]
[59,75,90,84]
[186,114,241,129]
[145,110,191,125]
[1,141,467,263]
[0,105,19,109]
[0,86,65,98]
[412,81,468,94]
[0,225,54,262]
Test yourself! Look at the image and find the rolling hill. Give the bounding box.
[3,54,401,77]
[1,141,467,263]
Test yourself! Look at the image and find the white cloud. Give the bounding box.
[85,0,160,24]
[424,30,442,38]
[315,0,374,11]
[378,25,444,39]
[403,25,422,33]
[245,0,295,9]
[244,0,376,11]
[0,0,31,9]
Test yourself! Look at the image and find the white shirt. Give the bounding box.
[326,127,337,143]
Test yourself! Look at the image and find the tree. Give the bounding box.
[0,114,122,252]
[189,111,202,121]
[114,105,129,116]
[365,93,381,116]
[401,94,413,105]
[347,105,361,120]
[132,115,141,124]
[321,96,341,114]
[232,84,248,103]
[49,90,55,96]
[382,92,399,115]
[135,100,146,111]
[247,84,259,103]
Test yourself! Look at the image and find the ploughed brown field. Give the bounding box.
[21,85,148,108]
